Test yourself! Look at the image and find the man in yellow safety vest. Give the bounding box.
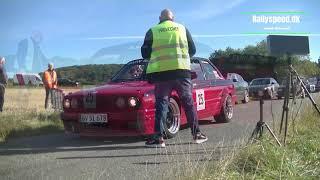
[141,9,208,148]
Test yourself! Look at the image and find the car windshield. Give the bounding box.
[111,60,147,82]
[251,79,270,85]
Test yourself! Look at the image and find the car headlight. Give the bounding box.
[63,99,71,109]
[128,97,139,107]
[115,97,126,108]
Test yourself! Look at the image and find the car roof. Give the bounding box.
[252,78,273,80]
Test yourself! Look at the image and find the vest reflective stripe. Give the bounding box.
[152,43,187,51]
[147,58,190,73]
[147,21,190,74]
[149,54,190,62]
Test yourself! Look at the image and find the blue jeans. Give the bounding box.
[154,78,200,138]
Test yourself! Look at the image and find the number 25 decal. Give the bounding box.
[196,89,205,111]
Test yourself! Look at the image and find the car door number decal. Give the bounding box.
[196,89,205,111]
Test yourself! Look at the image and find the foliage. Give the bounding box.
[209,40,320,80]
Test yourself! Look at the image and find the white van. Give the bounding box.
[13,73,43,86]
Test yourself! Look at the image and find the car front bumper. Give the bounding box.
[61,109,155,137]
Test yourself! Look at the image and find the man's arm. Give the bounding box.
[141,29,153,59]
[186,28,196,57]
[4,68,8,85]
[0,67,7,86]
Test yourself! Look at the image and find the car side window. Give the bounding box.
[191,61,205,81]
[237,74,243,82]
[201,61,218,80]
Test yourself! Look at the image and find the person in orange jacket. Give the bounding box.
[43,63,57,109]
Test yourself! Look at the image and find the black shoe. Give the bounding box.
[145,137,165,148]
[193,132,208,144]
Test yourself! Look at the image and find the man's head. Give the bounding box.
[48,62,54,70]
[159,9,174,22]
[0,57,5,65]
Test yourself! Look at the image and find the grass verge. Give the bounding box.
[0,88,64,143]
[190,100,320,179]
[0,110,63,143]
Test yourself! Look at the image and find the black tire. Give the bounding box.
[242,89,249,103]
[265,89,274,99]
[163,98,181,139]
[215,95,233,123]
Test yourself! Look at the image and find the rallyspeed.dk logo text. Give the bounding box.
[252,15,300,24]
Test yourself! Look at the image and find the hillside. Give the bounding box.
[54,64,124,85]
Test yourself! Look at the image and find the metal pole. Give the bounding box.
[259,98,264,138]
[265,123,282,146]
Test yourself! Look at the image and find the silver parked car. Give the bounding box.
[249,78,279,99]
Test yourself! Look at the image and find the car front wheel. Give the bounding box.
[242,89,249,103]
[163,98,181,139]
[215,95,233,123]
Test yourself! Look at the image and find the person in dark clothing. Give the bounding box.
[141,9,208,148]
[0,57,8,112]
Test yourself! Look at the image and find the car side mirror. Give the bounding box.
[271,82,275,85]
[191,71,197,80]
[232,79,238,82]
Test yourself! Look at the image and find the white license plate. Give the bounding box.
[310,85,315,92]
[80,114,108,123]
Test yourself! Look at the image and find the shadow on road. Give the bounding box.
[0,120,229,156]
[132,157,219,165]
[0,134,146,156]
[56,149,220,160]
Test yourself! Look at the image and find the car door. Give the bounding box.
[200,60,224,116]
[190,60,212,119]
[233,74,243,98]
[237,74,246,97]
[271,78,279,93]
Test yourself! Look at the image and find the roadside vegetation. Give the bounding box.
[188,98,320,179]
[45,64,123,85]
[0,88,66,142]
[209,40,320,81]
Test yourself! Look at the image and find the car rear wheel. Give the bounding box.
[163,98,181,139]
[215,95,233,123]
[242,90,249,103]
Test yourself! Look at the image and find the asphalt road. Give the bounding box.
[0,95,318,180]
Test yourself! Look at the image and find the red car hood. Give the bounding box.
[69,81,153,96]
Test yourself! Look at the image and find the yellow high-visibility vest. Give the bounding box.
[146,21,190,74]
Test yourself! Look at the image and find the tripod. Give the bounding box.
[279,56,320,145]
[249,97,282,146]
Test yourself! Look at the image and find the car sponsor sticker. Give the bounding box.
[196,89,205,111]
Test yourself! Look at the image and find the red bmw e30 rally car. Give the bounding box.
[61,57,236,138]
